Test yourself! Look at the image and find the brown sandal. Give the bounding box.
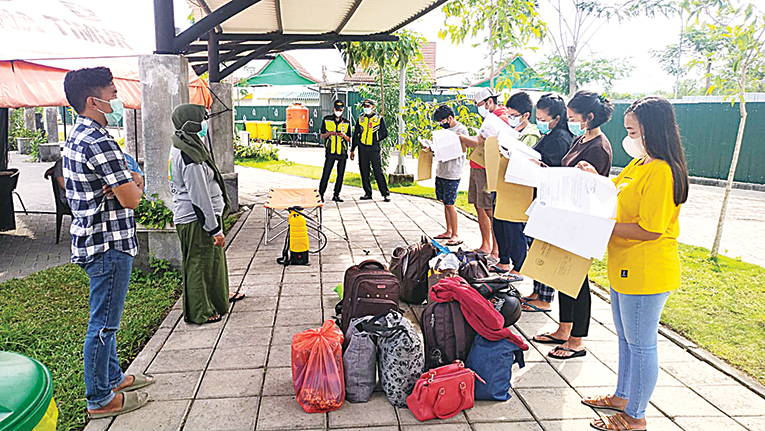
[582,395,625,412]
[590,413,646,431]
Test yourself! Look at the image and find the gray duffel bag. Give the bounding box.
[343,316,378,403]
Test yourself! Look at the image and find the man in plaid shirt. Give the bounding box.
[63,67,152,418]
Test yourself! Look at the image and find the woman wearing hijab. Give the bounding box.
[169,104,241,324]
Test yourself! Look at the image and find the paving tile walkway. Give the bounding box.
[85,166,765,431]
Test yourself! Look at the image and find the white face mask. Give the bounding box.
[363,107,373,115]
[477,105,488,117]
[622,135,648,159]
[334,110,343,117]
[508,115,521,128]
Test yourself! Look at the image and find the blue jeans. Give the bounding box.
[610,287,670,419]
[82,248,133,410]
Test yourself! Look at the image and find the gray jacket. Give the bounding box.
[169,146,225,236]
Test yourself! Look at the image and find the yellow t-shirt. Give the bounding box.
[608,158,681,295]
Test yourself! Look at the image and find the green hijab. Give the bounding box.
[171,103,231,218]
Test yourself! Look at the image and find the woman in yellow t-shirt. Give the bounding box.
[578,97,689,431]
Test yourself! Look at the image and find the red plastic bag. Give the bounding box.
[291,320,345,413]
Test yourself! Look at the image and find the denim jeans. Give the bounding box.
[82,248,133,410]
[610,287,670,419]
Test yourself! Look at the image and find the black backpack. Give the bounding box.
[420,301,476,371]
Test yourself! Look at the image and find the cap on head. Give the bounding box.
[473,87,498,104]
[333,100,345,110]
[362,98,376,106]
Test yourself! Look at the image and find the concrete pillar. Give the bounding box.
[124,108,143,166]
[208,82,238,211]
[44,107,58,143]
[24,108,35,131]
[139,54,189,206]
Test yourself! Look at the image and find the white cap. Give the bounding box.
[473,87,498,104]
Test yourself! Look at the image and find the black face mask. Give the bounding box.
[440,122,450,129]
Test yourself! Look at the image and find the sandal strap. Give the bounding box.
[613,413,633,430]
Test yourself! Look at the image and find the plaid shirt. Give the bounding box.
[63,116,138,264]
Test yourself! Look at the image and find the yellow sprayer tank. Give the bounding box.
[288,211,309,253]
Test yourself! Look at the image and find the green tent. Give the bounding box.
[473,56,544,90]
[242,53,320,86]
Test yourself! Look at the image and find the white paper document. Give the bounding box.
[524,203,615,259]
[504,150,543,188]
[418,138,432,149]
[481,113,516,139]
[497,129,540,161]
[431,129,464,161]
[537,167,618,218]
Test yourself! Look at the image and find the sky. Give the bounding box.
[70,0,684,95]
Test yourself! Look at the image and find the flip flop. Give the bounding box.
[229,292,246,303]
[533,333,566,344]
[500,273,524,283]
[473,249,489,256]
[446,239,464,246]
[582,395,625,413]
[548,346,587,360]
[114,374,155,395]
[205,315,222,324]
[434,234,451,239]
[489,265,509,274]
[88,391,150,419]
[521,296,535,303]
[590,413,645,431]
[522,302,551,313]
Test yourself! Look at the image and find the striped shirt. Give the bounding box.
[63,116,137,264]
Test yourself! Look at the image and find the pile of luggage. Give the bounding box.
[290,237,527,421]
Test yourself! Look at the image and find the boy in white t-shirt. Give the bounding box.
[430,105,468,246]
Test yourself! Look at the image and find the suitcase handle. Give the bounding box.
[358,260,386,270]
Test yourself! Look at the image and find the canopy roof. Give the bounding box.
[473,57,545,90]
[244,53,320,86]
[180,0,449,79]
[0,0,210,109]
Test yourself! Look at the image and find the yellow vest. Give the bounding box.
[324,119,350,155]
[358,115,381,146]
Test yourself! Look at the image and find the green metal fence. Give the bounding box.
[601,101,765,184]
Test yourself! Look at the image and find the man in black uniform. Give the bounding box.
[350,99,390,202]
[318,100,351,202]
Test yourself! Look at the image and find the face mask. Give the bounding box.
[94,97,124,127]
[508,115,521,128]
[477,105,488,117]
[363,107,373,115]
[537,120,551,135]
[568,121,586,137]
[334,110,343,117]
[198,120,208,138]
[440,121,451,129]
[622,135,648,159]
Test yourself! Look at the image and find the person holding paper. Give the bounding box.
[350,99,391,202]
[431,105,468,246]
[318,100,352,202]
[458,87,509,261]
[532,91,614,360]
[492,92,540,275]
[522,94,574,312]
[579,96,689,431]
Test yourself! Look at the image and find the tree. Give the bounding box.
[682,0,765,258]
[545,0,676,97]
[650,28,724,93]
[533,51,633,94]
[439,0,547,89]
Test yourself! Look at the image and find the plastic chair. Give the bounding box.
[44,163,72,244]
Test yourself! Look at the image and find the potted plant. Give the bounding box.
[133,193,182,272]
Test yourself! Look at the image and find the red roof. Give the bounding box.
[344,41,436,83]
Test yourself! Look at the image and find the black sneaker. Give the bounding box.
[359,195,373,200]
[332,196,344,202]
[383,195,391,202]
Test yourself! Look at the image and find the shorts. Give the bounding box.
[468,167,492,210]
[435,177,460,206]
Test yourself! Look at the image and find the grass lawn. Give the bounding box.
[589,244,765,385]
[241,158,765,385]
[0,263,181,431]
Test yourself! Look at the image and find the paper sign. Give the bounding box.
[484,137,501,192]
[504,150,543,188]
[537,167,617,218]
[520,240,593,299]
[431,129,464,162]
[524,203,615,259]
[494,156,534,222]
[417,149,433,181]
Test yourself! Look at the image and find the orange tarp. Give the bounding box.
[0,60,211,110]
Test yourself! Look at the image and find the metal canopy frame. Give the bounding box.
[153,0,449,82]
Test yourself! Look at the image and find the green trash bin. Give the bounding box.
[0,352,58,431]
